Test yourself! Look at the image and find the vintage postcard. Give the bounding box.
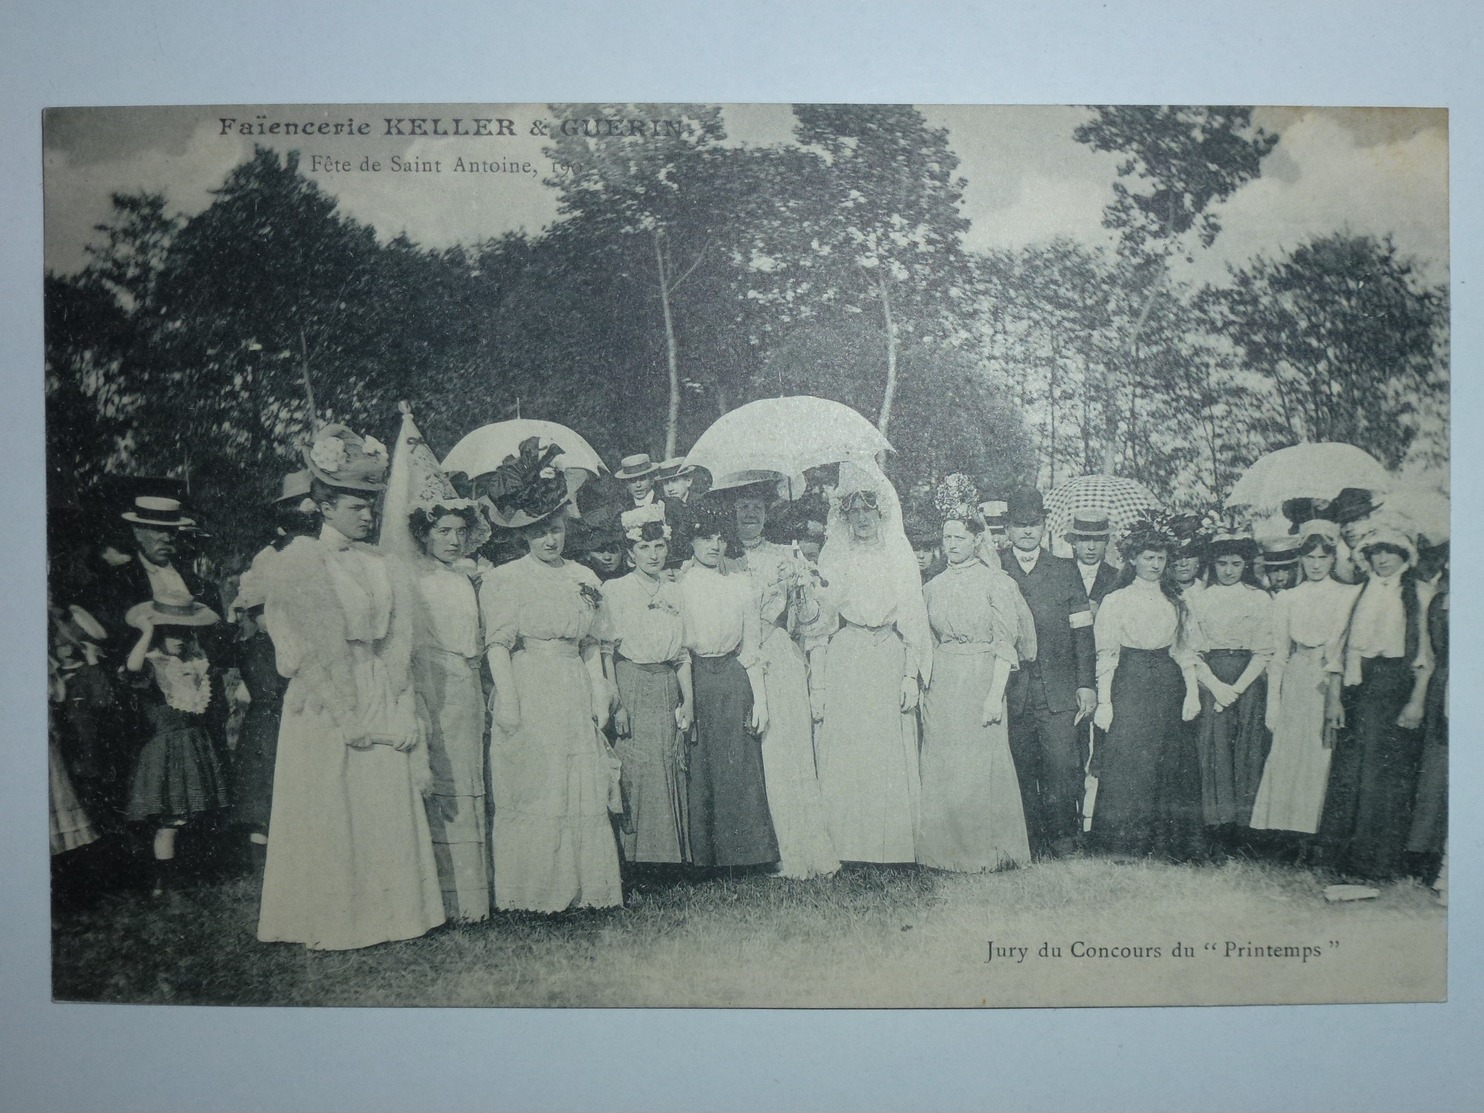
[43,102,1447,1008]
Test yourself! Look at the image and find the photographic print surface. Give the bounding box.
[43,102,1448,1007]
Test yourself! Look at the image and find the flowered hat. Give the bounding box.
[304,424,390,492]
[1119,508,1177,559]
[1203,509,1259,562]
[621,504,671,543]
[1166,512,1207,557]
[689,494,733,541]
[934,473,978,529]
[476,436,572,530]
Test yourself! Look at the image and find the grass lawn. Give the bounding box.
[51,849,1446,1008]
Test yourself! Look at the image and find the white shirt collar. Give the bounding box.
[1014,547,1040,571]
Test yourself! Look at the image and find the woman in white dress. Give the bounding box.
[258,425,445,950]
[1250,521,1360,839]
[727,482,839,879]
[812,460,933,864]
[478,437,623,913]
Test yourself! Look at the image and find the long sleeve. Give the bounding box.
[1066,571,1096,689]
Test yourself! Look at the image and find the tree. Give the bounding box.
[544,104,730,456]
[742,105,973,437]
[1200,232,1448,470]
[1073,106,1278,471]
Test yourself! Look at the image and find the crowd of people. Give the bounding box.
[46,412,1449,952]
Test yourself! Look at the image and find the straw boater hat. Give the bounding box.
[1064,512,1112,542]
[656,457,697,482]
[1260,537,1301,569]
[304,424,390,492]
[122,495,195,530]
[126,590,221,630]
[978,499,1009,532]
[613,454,660,481]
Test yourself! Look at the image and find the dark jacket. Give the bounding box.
[86,554,224,660]
[1078,561,1121,608]
[1001,547,1096,714]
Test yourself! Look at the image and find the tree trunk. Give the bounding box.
[1101,264,1167,474]
[1048,334,1060,489]
[299,327,319,430]
[875,270,899,436]
[654,230,682,458]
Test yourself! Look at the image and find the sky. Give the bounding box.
[43,103,1447,288]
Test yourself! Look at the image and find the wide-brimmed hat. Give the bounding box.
[1063,512,1111,541]
[304,424,390,492]
[1005,487,1046,527]
[978,499,1009,530]
[656,457,697,482]
[613,454,659,481]
[1329,487,1380,526]
[1204,511,1259,561]
[121,495,195,530]
[126,591,221,630]
[1167,512,1207,556]
[1295,519,1341,548]
[479,437,573,530]
[274,469,313,505]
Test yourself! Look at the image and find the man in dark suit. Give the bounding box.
[1000,487,1097,859]
[90,495,222,645]
[1066,512,1120,615]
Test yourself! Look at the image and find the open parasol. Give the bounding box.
[379,403,491,561]
[685,396,892,489]
[1225,443,1392,517]
[1044,474,1163,544]
[441,418,606,505]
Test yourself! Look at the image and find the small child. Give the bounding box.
[123,592,229,896]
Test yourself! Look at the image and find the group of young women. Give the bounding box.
[59,411,1446,952]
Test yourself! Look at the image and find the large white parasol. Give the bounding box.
[685,396,892,488]
[1225,443,1392,517]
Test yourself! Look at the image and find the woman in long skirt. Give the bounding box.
[1249,523,1359,839]
[678,497,777,870]
[480,440,622,913]
[1405,559,1447,877]
[406,500,491,922]
[727,483,839,879]
[1319,523,1435,882]
[812,461,933,864]
[1187,520,1275,845]
[1088,511,1205,862]
[259,425,445,949]
[606,504,693,867]
[917,496,1029,872]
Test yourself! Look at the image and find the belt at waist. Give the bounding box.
[615,655,677,675]
[415,645,481,666]
[934,639,996,656]
[1120,646,1175,660]
[518,637,581,658]
[1202,648,1254,660]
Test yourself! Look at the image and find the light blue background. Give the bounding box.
[3,3,1478,1109]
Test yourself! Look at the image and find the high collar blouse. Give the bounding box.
[1271,576,1361,677]
[678,564,761,667]
[1188,582,1276,660]
[319,524,392,645]
[604,571,686,666]
[479,553,604,652]
[1093,575,1194,682]
[923,559,1020,667]
[407,553,481,660]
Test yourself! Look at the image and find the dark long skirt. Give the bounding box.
[1088,648,1204,862]
[1195,649,1270,828]
[1407,595,1447,856]
[230,630,285,831]
[1321,657,1425,880]
[687,652,778,868]
[614,657,688,864]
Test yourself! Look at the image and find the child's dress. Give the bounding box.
[125,648,229,824]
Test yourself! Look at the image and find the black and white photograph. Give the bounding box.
[40,99,1449,1010]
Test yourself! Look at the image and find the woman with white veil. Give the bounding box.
[811,459,933,864]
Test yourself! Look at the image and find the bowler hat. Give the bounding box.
[1329,488,1380,526]
[1005,487,1045,526]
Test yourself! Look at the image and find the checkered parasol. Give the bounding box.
[1044,474,1163,544]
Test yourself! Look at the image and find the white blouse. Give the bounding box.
[604,572,686,666]
[678,565,761,667]
[1188,582,1275,661]
[1094,576,1194,684]
[407,555,481,660]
